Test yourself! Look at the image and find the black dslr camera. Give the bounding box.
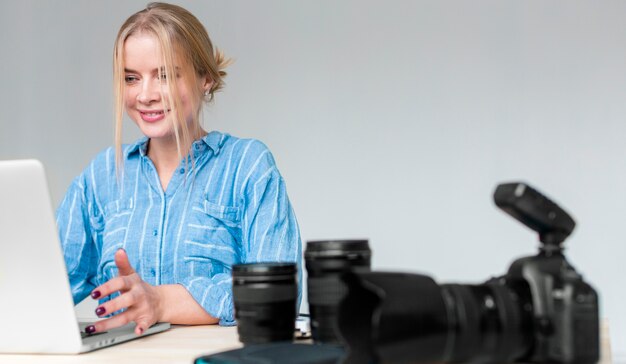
[338,182,600,364]
[195,182,600,364]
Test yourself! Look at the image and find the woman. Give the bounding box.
[56,2,301,335]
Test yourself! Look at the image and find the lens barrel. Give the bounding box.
[305,240,371,344]
[337,271,534,364]
[232,263,298,345]
[441,281,533,363]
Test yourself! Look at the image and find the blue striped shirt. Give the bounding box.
[55,131,302,325]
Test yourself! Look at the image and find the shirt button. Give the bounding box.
[194,144,200,150]
[152,230,158,236]
[180,168,185,174]
[150,268,156,276]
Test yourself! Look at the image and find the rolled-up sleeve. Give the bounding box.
[180,273,235,325]
[56,174,99,305]
[240,146,303,307]
[242,167,301,265]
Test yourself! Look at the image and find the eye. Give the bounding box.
[124,75,139,84]
[158,69,169,83]
[158,68,181,82]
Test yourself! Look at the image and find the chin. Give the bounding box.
[133,121,174,140]
[140,129,175,140]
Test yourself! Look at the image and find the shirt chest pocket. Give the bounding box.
[183,199,242,277]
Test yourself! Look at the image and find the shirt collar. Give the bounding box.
[125,136,149,157]
[199,131,226,155]
[124,131,226,158]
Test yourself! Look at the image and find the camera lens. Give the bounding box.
[441,280,533,362]
[337,272,534,364]
[232,262,298,345]
[305,240,371,344]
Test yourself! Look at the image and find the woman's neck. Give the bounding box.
[146,129,206,191]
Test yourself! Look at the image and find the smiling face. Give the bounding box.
[123,32,210,143]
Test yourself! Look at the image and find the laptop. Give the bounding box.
[0,159,170,354]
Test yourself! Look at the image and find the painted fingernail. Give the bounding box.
[91,291,101,299]
[85,325,96,334]
[95,307,106,316]
[138,327,144,335]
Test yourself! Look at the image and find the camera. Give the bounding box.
[337,182,600,363]
[195,182,600,364]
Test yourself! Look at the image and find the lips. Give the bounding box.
[139,109,166,123]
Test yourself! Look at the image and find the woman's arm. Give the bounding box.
[56,173,99,304]
[155,285,219,325]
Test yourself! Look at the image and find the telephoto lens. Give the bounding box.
[232,263,298,345]
[337,271,535,364]
[305,239,371,344]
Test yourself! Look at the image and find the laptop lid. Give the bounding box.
[0,160,169,354]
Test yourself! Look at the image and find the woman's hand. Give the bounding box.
[86,248,162,335]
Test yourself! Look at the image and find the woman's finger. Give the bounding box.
[90,275,132,300]
[133,316,155,335]
[85,309,134,334]
[115,248,136,276]
[94,290,136,317]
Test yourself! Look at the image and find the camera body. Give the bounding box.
[502,248,599,363]
[495,182,600,363]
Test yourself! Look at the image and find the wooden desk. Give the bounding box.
[0,325,242,364]
[0,320,613,363]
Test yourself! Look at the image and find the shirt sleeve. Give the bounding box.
[239,148,303,308]
[179,143,302,326]
[241,166,302,265]
[56,174,100,305]
[179,272,235,326]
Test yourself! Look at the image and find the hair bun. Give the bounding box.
[215,48,232,76]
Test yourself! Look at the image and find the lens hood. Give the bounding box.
[337,271,449,364]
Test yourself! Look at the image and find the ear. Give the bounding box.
[203,75,214,94]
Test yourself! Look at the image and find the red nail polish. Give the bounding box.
[91,290,101,299]
[95,307,106,316]
[85,325,96,334]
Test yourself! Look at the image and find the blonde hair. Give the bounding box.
[113,2,230,175]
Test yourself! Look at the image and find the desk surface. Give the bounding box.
[0,325,242,364]
[0,320,613,364]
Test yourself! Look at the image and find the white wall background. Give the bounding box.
[1,0,624,359]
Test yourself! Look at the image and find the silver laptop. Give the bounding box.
[0,159,170,354]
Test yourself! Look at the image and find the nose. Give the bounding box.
[137,79,160,105]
